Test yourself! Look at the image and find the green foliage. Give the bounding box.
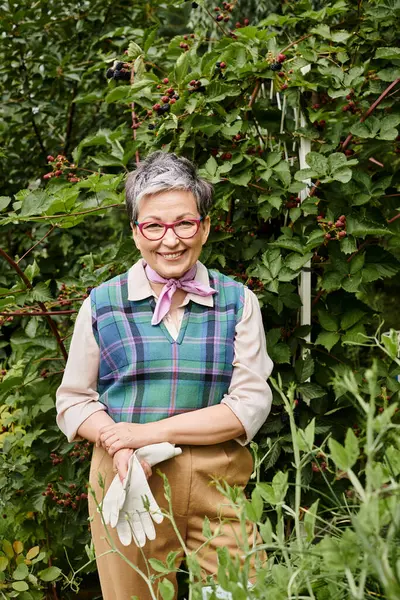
[0,0,400,595]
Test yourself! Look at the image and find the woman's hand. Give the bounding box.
[112,448,152,482]
[97,421,158,456]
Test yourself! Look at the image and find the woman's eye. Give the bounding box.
[178,220,196,228]
[144,223,164,230]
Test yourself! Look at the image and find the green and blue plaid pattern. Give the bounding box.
[91,269,244,423]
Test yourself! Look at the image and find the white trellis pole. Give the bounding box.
[298,65,312,346]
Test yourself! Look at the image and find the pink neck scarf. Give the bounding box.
[144,263,217,325]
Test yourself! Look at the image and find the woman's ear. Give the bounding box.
[131,222,141,250]
[201,215,211,244]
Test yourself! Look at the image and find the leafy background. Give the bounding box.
[0,0,399,597]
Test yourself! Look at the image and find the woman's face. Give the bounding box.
[131,189,210,279]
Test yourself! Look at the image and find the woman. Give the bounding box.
[56,151,273,600]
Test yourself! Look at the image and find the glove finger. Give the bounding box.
[116,517,132,547]
[139,510,156,541]
[128,513,147,547]
[135,443,180,467]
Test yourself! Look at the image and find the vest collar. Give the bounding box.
[127,259,215,308]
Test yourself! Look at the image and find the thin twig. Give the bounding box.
[388,212,400,224]
[9,203,123,222]
[0,248,67,360]
[281,33,314,54]
[64,84,78,155]
[17,225,56,264]
[248,79,261,108]
[341,78,400,151]
[0,310,77,316]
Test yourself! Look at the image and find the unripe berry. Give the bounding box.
[153,103,161,111]
[162,78,169,84]
[338,230,346,238]
[161,96,170,103]
[324,233,331,240]
[244,18,249,25]
[216,14,223,21]
[170,98,177,104]
[277,53,286,62]
[281,83,288,90]
[47,155,54,162]
[55,170,62,177]
[43,173,53,180]
[219,61,226,69]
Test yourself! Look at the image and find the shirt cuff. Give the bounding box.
[221,392,272,446]
[56,400,107,443]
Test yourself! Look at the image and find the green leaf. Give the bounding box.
[315,331,341,351]
[328,438,350,470]
[304,499,319,542]
[305,152,328,175]
[272,471,288,504]
[148,559,170,574]
[250,488,264,522]
[381,330,399,360]
[202,516,212,539]
[174,52,189,84]
[332,168,352,183]
[295,353,314,383]
[158,578,175,600]
[2,540,14,558]
[318,310,339,332]
[297,383,326,402]
[374,47,400,60]
[12,581,29,592]
[344,428,359,469]
[0,196,11,211]
[20,191,53,217]
[13,562,29,580]
[39,566,61,582]
[341,309,365,330]
[0,557,8,571]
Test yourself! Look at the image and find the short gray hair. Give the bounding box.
[125,151,213,222]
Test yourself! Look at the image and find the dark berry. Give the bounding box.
[216,15,223,22]
[148,124,155,130]
[115,62,124,71]
[271,62,281,71]
[172,94,179,100]
[106,68,114,79]
[192,2,198,7]
[223,16,230,22]
[216,61,221,68]
[157,103,171,115]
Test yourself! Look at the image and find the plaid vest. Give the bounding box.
[91,269,244,423]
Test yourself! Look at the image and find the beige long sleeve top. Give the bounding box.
[56,260,273,445]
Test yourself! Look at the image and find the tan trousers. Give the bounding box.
[88,441,262,600]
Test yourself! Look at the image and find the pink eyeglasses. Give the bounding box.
[134,217,203,241]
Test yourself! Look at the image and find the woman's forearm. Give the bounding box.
[155,404,245,445]
[77,411,115,443]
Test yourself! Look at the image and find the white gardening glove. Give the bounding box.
[100,443,182,546]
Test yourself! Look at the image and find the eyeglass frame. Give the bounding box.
[134,216,204,241]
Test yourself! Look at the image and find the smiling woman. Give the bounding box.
[55,151,273,600]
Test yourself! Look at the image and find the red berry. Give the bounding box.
[338,230,346,238]
[327,221,333,227]
[43,173,53,180]
[47,155,54,162]
[162,78,169,84]
[223,16,230,22]
[317,215,323,221]
[216,15,223,21]
[219,61,226,69]
[235,21,242,28]
[161,96,169,103]
[214,6,220,10]
[153,103,161,111]
[311,462,319,473]
[281,83,288,90]
[312,104,320,110]
[224,152,232,160]
[344,149,354,156]
[339,215,346,222]
[234,133,241,140]
[278,71,285,77]
[277,53,286,63]
[244,18,249,25]
[170,98,176,104]
[183,35,188,40]
[189,79,196,86]
[324,233,331,240]
[166,87,174,95]
[55,169,62,177]
[157,85,162,89]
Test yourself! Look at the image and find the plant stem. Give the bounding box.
[16,225,56,264]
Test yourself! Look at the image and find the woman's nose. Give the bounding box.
[161,227,180,246]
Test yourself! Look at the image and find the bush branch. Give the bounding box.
[0,247,68,360]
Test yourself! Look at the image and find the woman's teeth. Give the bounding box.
[161,251,185,260]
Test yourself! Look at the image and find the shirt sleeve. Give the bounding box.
[221,286,273,445]
[56,297,106,442]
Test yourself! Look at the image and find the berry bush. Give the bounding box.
[0,0,399,597]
